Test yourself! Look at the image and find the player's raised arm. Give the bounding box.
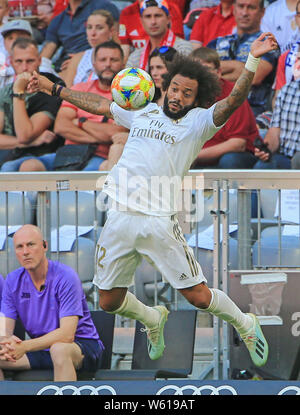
[213,32,278,127]
[29,71,113,119]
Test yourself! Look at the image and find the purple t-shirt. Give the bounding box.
[0,274,4,309]
[1,260,103,348]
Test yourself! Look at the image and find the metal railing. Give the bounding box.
[1,170,300,379]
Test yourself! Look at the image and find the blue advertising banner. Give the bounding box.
[0,380,300,395]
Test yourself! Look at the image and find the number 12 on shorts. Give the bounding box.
[95,244,106,269]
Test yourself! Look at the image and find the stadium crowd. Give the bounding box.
[0,0,297,171]
[0,0,299,381]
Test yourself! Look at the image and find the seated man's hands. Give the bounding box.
[0,335,22,362]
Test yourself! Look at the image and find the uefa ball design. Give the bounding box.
[111,67,155,110]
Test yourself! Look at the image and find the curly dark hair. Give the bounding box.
[162,53,221,108]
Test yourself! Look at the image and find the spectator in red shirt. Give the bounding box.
[126,0,192,71]
[190,0,236,48]
[190,46,259,169]
[119,0,184,63]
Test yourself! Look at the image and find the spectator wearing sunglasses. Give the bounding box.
[148,46,178,106]
[126,0,192,71]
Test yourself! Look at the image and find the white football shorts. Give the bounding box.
[93,208,207,290]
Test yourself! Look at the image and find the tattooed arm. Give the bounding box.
[213,32,278,127]
[29,71,113,119]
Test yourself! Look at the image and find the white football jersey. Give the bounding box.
[103,102,222,216]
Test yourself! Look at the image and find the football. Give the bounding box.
[111,67,155,110]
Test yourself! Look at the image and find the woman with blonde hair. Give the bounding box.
[62,9,118,87]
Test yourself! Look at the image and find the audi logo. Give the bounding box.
[278,386,300,395]
[35,383,300,396]
[37,385,117,395]
[156,385,238,395]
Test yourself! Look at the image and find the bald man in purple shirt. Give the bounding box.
[0,225,104,381]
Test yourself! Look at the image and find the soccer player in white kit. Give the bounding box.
[31,32,278,367]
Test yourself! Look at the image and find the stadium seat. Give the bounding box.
[252,229,300,267]
[259,189,278,219]
[0,192,34,225]
[195,189,238,228]
[0,237,20,276]
[193,237,239,288]
[134,258,170,307]
[93,310,197,380]
[11,310,115,381]
[49,191,105,228]
[52,236,96,306]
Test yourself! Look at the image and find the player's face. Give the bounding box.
[93,47,123,85]
[233,0,264,33]
[141,7,170,38]
[86,14,113,48]
[149,55,167,89]
[163,74,198,120]
[14,228,47,272]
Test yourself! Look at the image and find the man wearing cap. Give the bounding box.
[126,0,192,71]
[0,20,34,89]
[0,19,57,89]
[119,0,184,63]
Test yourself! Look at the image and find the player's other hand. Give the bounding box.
[251,32,278,58]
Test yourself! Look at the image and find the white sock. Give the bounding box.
[203,288,253,334]
[111,291,160,329]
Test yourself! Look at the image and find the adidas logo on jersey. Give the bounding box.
[130,29,139,36]
[140,109,160,117]
[179,273,188,280]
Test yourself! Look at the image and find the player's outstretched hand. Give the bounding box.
[250,32,278,58]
